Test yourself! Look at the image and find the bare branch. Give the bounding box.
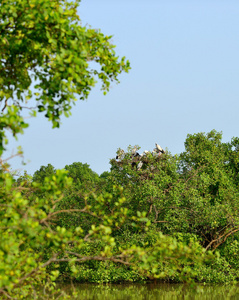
[205,227,239,251]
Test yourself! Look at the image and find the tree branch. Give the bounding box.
[205,227,239,251]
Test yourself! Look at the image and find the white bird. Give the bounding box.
[155,143,165,153]
[143,150,150,155]
[137,161,143,170]
[116,149,125,160]
[131,146,138,155]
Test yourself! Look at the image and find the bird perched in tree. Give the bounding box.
[143,150,150,155]
[137,161,143,170]
[131,146,138,155]
[116,149,125,160]
[131,146,141,158]
[155,143,165,154]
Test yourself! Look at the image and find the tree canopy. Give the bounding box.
[0,0,130,155]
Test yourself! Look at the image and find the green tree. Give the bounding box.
[109,132,239,252]
[65,162,99,190]
[54,162,100,231]
[178,130,239,251]
[0,0,130,154]
[33,163,56,183]
[0,0,131,297]
[106,132,239,282]
[109,146,181,230]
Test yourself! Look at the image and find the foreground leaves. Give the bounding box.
[0,0,130,153]
[0,170,211,299]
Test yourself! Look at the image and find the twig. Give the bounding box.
[1,99,8,112]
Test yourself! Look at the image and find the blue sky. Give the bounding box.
[5,0,239,176]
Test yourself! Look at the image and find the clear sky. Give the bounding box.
[5,0,239,176]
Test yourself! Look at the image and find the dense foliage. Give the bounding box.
[0,0,238,299]
[2,131,239,298]
[42,132,239,286]
[0,0,130,154]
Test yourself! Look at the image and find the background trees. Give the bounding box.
[178,130,239,251]
[32,164,56,183]
[3,127,239,298]
[27,130,239,286]
[107,131,239,252]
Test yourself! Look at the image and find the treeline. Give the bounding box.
[3,129,238,298]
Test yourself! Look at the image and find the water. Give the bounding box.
[58,283,239,300]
